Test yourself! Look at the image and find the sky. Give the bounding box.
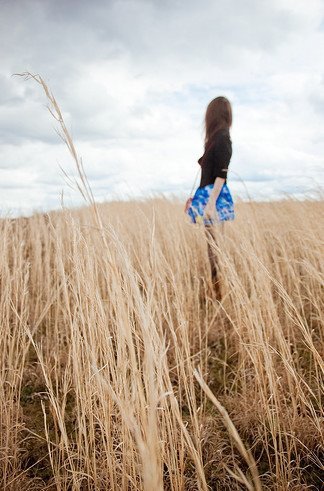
[1,0,324,216]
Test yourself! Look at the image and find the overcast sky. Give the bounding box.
[1,0,324,216]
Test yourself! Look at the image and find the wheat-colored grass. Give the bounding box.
[0,195,323,490]
[1,73,323,490]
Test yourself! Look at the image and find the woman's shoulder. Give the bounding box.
[217,127,231,138]
[214,128,231,147]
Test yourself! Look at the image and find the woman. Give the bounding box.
[186,96,234,300]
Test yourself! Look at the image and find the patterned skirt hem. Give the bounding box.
[186,183,235,226]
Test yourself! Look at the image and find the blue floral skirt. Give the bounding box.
[186,183,235,226]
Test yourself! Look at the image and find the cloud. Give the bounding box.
[0,0,324,215]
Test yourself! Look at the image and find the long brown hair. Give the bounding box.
[200,96,232,163]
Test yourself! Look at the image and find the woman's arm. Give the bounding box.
[203,177,225,219]
[203,131,231,219]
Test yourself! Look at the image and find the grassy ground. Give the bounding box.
[0,197,323,490]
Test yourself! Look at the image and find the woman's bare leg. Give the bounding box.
[205,224,222,300]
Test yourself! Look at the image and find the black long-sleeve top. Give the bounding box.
[198,128,232,188]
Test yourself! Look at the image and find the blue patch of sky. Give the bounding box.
[318,17,324,30]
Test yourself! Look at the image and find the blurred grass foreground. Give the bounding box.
[0,196,323,490]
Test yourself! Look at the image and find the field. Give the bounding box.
[0,197,323,490]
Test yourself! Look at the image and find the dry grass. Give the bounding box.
[0,196,323,490]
